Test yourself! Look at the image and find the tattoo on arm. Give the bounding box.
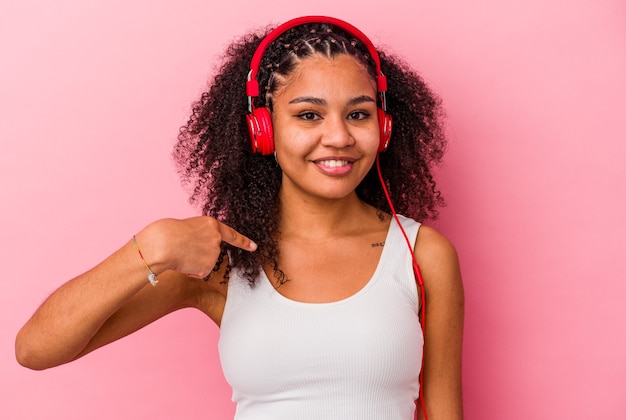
[371,242,385,248]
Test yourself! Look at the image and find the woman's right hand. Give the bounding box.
[137,217,258,279]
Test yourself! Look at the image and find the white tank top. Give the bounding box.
[218,215,423,420]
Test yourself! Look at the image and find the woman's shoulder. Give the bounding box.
[414,224,463,293]
[415,225,457,259]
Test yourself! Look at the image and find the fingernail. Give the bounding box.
[249,241,258,251]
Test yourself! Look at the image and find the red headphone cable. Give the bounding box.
[375,155,428,420]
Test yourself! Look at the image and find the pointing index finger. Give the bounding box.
[218,222,257,252]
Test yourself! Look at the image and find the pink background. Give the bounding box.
[2,1,625,419]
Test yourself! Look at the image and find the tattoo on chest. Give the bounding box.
[371,242,385,248]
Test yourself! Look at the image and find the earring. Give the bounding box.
[274,151,280,167]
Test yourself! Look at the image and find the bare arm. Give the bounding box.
[15,216,256,370]
[415,225,465,419]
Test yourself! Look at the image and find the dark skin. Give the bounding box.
[16,54,463,419]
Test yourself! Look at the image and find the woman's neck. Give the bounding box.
[277,189,383,241]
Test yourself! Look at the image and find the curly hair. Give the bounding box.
[172,20,447,286]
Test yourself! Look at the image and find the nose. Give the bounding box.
[320,115,355,149]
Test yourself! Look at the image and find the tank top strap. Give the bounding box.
[383,214,422,310]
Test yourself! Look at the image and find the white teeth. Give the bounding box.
[319,160,349,167]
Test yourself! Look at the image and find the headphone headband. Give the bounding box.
[246,16,387,102]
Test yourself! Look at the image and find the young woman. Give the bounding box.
[16,16,464,419]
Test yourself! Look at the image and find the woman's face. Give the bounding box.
[271,53,380,202]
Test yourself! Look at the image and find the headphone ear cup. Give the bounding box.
[246,107,274,155]
[377,108,392,152]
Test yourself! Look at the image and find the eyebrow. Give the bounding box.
[288,95,376,106]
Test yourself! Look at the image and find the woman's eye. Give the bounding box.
[348,111,370,120]
[297,112,319,121]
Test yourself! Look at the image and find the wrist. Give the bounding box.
[132,235,158,286]
[133,220,173,278]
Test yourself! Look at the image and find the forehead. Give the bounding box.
[275,53,377,100]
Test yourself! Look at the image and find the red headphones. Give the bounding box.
[245,16,392,155]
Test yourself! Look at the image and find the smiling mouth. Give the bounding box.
[317,159,351,167]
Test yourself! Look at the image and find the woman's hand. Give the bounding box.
[137,217,258,279]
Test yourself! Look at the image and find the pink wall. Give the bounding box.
[2,1,624,419]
